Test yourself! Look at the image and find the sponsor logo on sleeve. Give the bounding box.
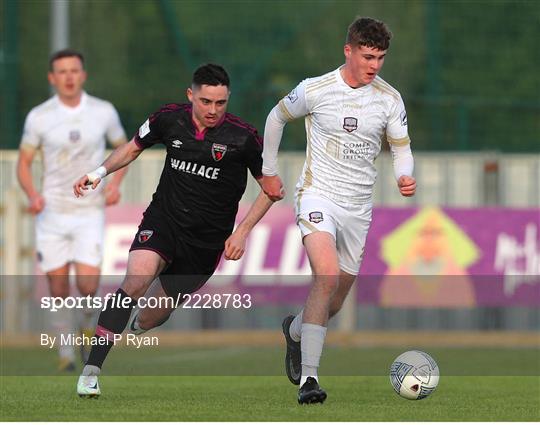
[400,110,408,126]
[343,117,358,133]
[139,119,150,138]
[211,143,227,162]
[286,88,298,104]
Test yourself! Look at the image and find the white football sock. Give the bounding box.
[82,364,101,376]
[289,310,303,342]
[300,323,327,386]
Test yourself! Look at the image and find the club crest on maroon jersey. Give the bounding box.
[211,143,227,162]
[138,230,153,243]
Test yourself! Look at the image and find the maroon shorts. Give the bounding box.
[130,210,223,297]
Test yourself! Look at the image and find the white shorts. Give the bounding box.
[295,192,372,275]
[35,209,105,272]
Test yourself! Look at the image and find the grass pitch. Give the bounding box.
[1,346,539,421]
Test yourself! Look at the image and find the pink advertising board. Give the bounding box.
[103,204,539,307]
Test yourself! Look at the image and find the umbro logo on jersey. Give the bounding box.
[343,117,358,133]
[172,139,183,148]
[211,143,227,162]
[309,211,324,224]
[138,230,153,243]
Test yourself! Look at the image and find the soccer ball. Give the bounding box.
[390,350,439,400]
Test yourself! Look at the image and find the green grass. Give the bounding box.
[1,347,539,421]
[2,346,539,376]
[1,376,539,421]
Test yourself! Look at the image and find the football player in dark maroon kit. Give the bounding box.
[73,64,281,397]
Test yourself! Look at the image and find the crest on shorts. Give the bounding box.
[69,130,81,142]
[309,211,324,224]
[138,230,153,243]
[211,143,227,162]
[343,117,358,133]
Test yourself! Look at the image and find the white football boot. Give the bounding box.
[77,374,100,398]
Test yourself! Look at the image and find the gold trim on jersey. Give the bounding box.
[278,100,295,122]
[306,74,337,93]
[371,79,400,101]
[306,77,337,94]
[296,114,315,210]
[298,218,320,234]
[373,76,400,94]
[303,114,314,189]
[306,74,336,90]
[296,187,304,212]
[387,135,411,146]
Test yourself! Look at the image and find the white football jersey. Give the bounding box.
[279,67,411,206]
[20,92,126,213]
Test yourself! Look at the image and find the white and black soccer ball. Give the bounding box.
[390,350,439,400]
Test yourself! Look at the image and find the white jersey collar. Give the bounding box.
[54,91,88,113]
[335,66,371,92]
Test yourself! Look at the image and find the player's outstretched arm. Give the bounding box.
[73,138,143,197]
[262,105,291,201]
[224,186,275,260]
[103,137,130,206]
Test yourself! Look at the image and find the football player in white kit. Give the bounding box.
[17,49,128,371]
[261,17,416,403]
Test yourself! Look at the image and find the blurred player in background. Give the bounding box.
[17,49,128,371]
[261,17,416,404]
[73,64,277,398]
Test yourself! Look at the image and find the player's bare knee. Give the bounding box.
[76,281,98,297]
[49,288,70,298]
[48,282,70,298]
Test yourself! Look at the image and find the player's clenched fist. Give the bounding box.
[27,194,45,214]
[261,175,285,202]
[223,232,246,261]
[397,175,416,197]
[73,166,107,197]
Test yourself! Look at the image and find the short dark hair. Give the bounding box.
[346,17,392,51]
[49,49,85,71]
[192,64,230,88]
